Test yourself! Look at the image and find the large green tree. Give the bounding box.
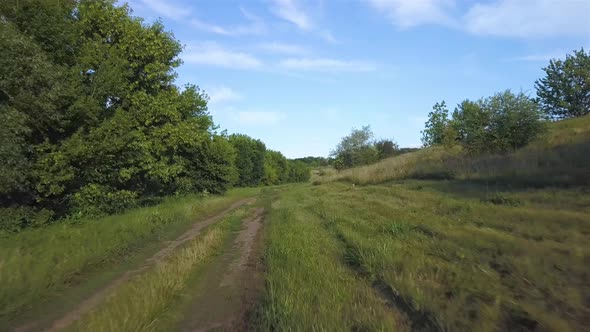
[535,48,590,119]
[0,0,236,225]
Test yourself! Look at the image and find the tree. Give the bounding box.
[451,91,544,154]
[374,139,399,159]
[331,126,378,168]
[229,134,266,187]
[422,101,450,147]
[535,48,590,119]
[451,100,489,154]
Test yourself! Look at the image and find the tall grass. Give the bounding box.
[69,208,247,331]
[319,115,590,186]
[257,181,590,331]
[0,188,257,325]
[254,186,408,331]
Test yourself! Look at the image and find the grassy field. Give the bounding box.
[0,188,258,328]
[256,181,590,331]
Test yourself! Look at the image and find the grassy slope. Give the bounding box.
[258,182,589,331]
[319,115,590,186]
[0,188,258,328]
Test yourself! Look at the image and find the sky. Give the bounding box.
[122,0,590,158]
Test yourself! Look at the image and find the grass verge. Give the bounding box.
[0,188,258,327]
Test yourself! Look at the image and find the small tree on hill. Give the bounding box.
[535,48,590,119]
[422,101,450,147]
[331,126,378,168]
[374,139,399,159]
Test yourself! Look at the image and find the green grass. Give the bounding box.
[69,207,249,332]
[255,181,590,331]
[0,188,258,327]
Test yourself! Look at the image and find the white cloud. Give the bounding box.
[139,0,191,19]
[279,57,377,72]
[366,0,456,28]
[271,0,313,30]
[232,111,286,125]
[207,87,242,105]
[190,7,265,36]
[184,43,263,69]
[258,42,309,55]
[464,0,590,38]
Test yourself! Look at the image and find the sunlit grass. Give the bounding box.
[256,182,590,331]
[0,188,258,325]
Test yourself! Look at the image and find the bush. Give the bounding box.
[72,184,138,216]
[0,206,53,232]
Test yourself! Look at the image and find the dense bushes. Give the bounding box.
[331,126,400,170]
[422,91,545,154]
[0,0,308,230]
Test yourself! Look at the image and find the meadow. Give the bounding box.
[256,181,590,331]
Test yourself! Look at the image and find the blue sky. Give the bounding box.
[123,0,590,158]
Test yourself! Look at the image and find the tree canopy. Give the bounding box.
[535,48,590,119]
[0,0,308,230]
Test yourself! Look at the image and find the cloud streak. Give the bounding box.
[270,0,313,30]
[184,43,263,69]
[279,57,377,72]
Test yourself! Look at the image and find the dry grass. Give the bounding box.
[318,116,590,186]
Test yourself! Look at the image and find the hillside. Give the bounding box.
[316,115,590,186]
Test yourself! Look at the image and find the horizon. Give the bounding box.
[122,0,590,158]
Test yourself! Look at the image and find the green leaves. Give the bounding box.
[535,48,590,119]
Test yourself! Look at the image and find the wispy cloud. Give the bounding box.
[190,7,266,36]
[207,86,242,105]
[270,0,313,30]
[512,53,565,62]
[257,42,309,55]
[279,57,377,72]
[139,0,191,19]
[464,0,590,38]
[184,43,263,69]
[231,111,286,126]
[365,0,457,28]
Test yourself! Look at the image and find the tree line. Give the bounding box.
[0,0,309,231]
[330,48,589,169]
[422,48,589,153]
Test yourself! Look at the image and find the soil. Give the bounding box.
[180,207,266,332]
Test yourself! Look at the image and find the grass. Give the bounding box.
[0,188,258,327]
[68,207,248,331]
[318,115,590,186]
[255,181,590,331]
[253,185,408,331]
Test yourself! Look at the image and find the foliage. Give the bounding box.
[423,91,545,154]
[535,48,590,119]
[0,0,288,229]
[229,134,267,187]
[374,139,399,159]
[421,101,451,147]
[331,126,379,169]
